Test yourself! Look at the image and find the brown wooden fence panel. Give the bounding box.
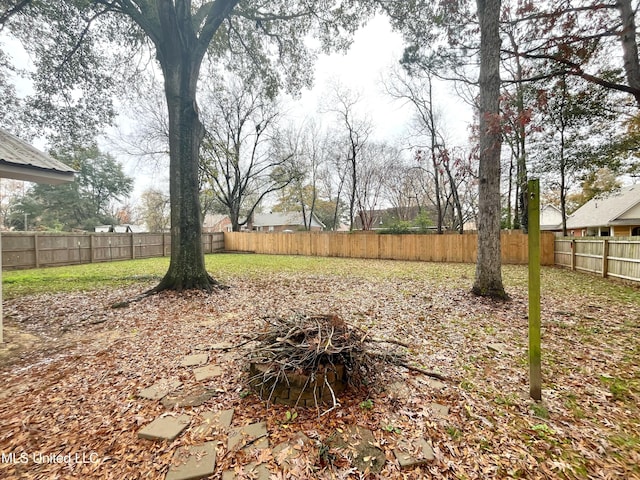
[1,232,224,270]
[223,231,555,265]
[554,237,640,283]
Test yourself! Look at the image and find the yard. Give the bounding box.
[0,254,639,479]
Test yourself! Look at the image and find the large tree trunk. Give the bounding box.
[147,5,214,292]
[472,0,507,299]
[152,56,216,291]
[135,0,239,292]
[617,0,640,107]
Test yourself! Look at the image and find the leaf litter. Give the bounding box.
[0,260,638,479]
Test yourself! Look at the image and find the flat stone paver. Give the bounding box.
[193,364,222,381]
[194,342,234,351]
[272,432,311,469]
[222,463,269,480]
[138,414,191,441]
[420,377,446,390]
[328,425,385,474]
[429,403,450,418]
[386,381,412,400]
[192,409,234,438]
[161,387,218,409]
[139,378,182,400]
[181,354,209,367]
[228,422,268,451]
[165,442,216,480]
[393,438,435,469]
[487,343,508,354]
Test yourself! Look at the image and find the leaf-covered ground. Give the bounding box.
[0,257,639,479]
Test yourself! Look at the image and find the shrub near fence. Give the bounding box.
[555,237,640,283]
[224,230,556,265]
[1,232,225,270]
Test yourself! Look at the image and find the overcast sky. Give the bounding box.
[2,14,473,200]
[287,15,473,145]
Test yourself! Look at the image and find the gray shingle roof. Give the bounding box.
[566,185,640,229]
[0,128,76,184]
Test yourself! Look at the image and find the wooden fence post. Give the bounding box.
[34,233,40,268]
[528,178,542,401]
[570,239,576,271]
[602,239,609,278]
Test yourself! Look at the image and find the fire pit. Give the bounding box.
[244,312,442,409]
[249,361,346,406]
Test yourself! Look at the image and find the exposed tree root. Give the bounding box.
[110,273,228,309]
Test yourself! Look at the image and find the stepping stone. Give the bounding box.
[161,387,219,409]
[273,432,311,469]
[193,364,222,381]
[419,377,446,390]
[166,441,216,480]
[139,378,183,401]
[393,438,435,469]
[181,354,209,367]
[328,425,385,474]
[222,463,269,480]
[487,343,508,354]
[138,414,191,441]
[228,422,268,451]
[192,409,234,438]
[428,403,449,418]
[386,381,411,400]
[194,342,234,351]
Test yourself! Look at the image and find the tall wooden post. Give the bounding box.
[528,179,542,400]
[0,232,3,344]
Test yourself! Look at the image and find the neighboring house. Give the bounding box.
[95,224,146,233]
[0,128,76,343]
[540,204,563,232]
[566,185,640,237]
[202,214,232,233]
[248,212,325,232]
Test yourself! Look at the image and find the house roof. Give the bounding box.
[540,204,563,231]
[566,185,640,229]
[0,128,76,185]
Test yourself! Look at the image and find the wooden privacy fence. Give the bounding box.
[224,231,556,265]
[555,237,640,283]
[1,232,225,270]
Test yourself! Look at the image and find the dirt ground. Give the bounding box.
[0,265,638,479]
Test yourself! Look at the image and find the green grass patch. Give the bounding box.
[3,254,640,309]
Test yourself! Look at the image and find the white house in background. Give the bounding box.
[0,128,76,343]
[566,185,640,237]
[248,212,325,232]
[540,204,563,232]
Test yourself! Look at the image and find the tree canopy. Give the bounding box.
[7,144,133,231]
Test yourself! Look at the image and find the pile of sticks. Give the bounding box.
[248,313,379,383]
[243,313,445,410]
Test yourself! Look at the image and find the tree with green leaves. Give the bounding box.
[7,145,133,231]
[531,74,619,235]
[3,0,376,292]
[139,188,170,232]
